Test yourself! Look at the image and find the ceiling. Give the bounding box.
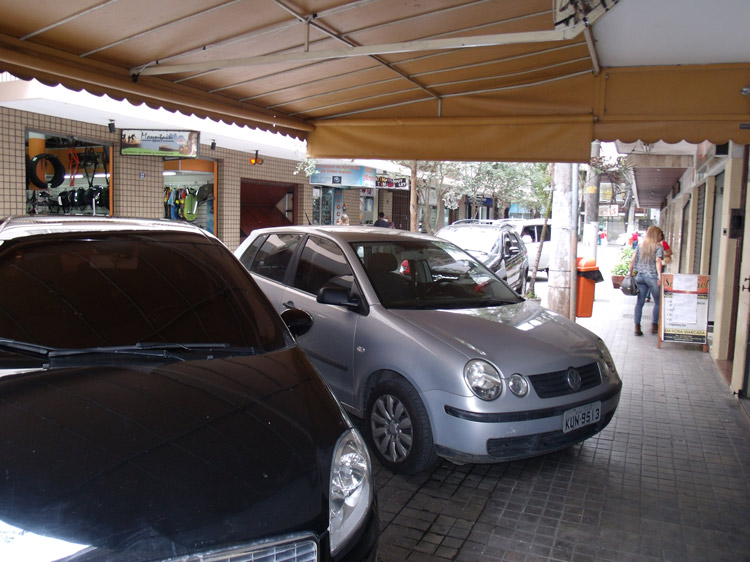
[615,140,696,208]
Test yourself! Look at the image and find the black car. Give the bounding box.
[0,216,377,562]
[435,222,529,294]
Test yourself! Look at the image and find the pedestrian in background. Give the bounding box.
[373,212,389,227]
[629,225,664,336]
[644,227,672,303]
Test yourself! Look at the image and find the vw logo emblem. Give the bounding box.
[566,368,582,391]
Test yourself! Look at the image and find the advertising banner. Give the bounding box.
[310,165,408,189]
[310,165,376,187]
[121,130,200,157]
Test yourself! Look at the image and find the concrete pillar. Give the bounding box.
[548,163,574,319]
[711,143,746,362]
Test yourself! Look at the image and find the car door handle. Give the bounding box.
[283,300,295,309]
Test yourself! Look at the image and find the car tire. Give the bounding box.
[365,378,437,474]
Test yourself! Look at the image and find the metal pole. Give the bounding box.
[571,163,579,321]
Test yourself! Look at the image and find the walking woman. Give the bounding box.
[629,225,664,336]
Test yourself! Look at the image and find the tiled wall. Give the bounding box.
[343,188,361,225]
[0,106,306,250]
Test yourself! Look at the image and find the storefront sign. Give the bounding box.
[660,274,709,348]
[310,165,408,189]
[121,129,200,157]
[310,165,376,188]
[375,176,409,189]
[598,204,619,217]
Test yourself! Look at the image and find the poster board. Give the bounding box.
[658,274,709,351]
[121,129,199,157]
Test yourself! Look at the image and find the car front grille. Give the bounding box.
[486,409,615,460]
[170,534,318,562]
[529,362,601,398]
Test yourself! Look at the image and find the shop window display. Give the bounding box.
[312,186,334,225]
[25,132,113,216]
[163,160,216,235]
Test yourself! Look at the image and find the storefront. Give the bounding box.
[308,163,410,226]
[1,102,306,252]
[163,157,217,235]
[25,131,114,218]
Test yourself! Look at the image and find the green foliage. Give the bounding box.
[293,157,319,177]
[456,162,551,218]
[612,247,635,275]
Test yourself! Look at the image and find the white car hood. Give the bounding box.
[389,301,601,375]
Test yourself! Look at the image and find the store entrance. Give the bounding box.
[163,158,217,234]
[391,190,410,230]
[240,180,295,238]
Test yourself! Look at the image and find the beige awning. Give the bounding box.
[1,0,749,161]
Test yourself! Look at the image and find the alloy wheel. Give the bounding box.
[370,394,413,463]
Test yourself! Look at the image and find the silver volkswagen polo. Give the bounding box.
[236,226,621,474]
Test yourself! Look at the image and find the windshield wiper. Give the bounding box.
[48,342,235,362]
[0,338,51,357]
[0,339,251,369]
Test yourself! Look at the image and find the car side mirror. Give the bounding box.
[522,235,533,244]
[280,308,313,338]
[317,286,363,312]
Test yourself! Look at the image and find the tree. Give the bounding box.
[396,160,461,234]
[455,162,550,219]
[399,161,552,234]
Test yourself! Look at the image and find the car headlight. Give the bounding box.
[595,338,618,379]
[329,428,373,556]
[508,373,529,397]
[464,359,503,400]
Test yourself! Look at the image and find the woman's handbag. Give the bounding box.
[620,274,639,296]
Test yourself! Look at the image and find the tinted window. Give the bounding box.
[0,231,288,351]
[507,232,523,253]
[238,234,267,270]
[249,233,301,283]
[540,224,551,242]
[293,236,353,295]
[437,226,503,254]
[521,226,537,242]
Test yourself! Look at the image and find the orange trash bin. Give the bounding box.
[576,257,600,318]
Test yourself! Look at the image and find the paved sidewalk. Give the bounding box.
[374,243,750,562]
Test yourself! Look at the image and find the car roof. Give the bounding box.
[0,215,214,241]
[247,225,441,244]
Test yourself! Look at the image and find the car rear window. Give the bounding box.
[0,231,289,351]
[437,226,500,253]
[247,233,301,283]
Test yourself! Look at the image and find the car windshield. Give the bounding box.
[436,226,500,253]
[0,231,289,355]
[351,239,522,309]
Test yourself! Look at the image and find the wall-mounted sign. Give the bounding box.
[310,165,376,188]
[310,165,409,189]
[121,129,200,158]
[375,176,409,189]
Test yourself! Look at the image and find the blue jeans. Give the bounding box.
[634,273,660,325]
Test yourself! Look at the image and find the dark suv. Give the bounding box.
[0,216,377,562]
[435,221,529,294]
